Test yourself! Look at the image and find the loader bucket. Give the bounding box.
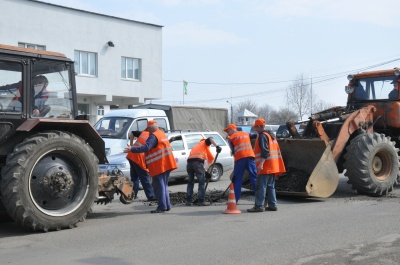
[276,139,339,198]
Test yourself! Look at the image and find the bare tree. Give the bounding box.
[286,74,316,119]
[312,100,336,114]
[233,99,258,123]
[269,108,299,124]
[256,104,274,122]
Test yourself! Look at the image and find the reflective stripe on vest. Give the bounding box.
[188,140,208,161]
[145,130,177,177]
[126,131,149,171]
[254,132,286,176]
[229,131,255,161]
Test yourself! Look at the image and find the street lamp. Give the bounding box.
[226,101,233,124]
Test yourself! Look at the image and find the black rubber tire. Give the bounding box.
[0,200,13,223]
[210,164,223,182]
[0,131,99,232]
[344,133,399,196]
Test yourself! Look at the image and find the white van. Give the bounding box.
[94,109,171,155]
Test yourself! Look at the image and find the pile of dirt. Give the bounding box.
[142,189,229,206]
[276,167,310,192]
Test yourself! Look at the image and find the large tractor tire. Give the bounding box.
[0,131,99,232]
[344,133,399,196]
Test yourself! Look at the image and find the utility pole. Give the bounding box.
[226,100,233,123]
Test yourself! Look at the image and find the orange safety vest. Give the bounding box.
[254,132,286,176]
[229,131,255,161]
[126,131,149,172]
[145,129,177,177]
[187,139,214,165]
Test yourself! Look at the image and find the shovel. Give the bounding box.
[204,152,219,192]
[192,152,220,204]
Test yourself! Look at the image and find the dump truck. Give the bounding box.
[0,44,134,232]
[243,67,400,198]
[95,104,229,155]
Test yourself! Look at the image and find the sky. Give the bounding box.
[39,0,400,112]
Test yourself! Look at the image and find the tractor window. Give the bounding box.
[356,77,398,101]
[0,61,23,113]
[31,60,73,118]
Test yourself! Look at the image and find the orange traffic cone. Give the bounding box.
[223,183,241,214]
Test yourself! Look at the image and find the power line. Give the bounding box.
[163,58,400,86]
[156,58,400,106]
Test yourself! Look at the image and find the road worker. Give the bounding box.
[126,129,156,201]
[124,120,177,213]
[186,137,222,206]
[224,123,257,202]
[247,118,286,212]
[388,81,399,99]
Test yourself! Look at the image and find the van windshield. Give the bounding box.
[94,117,133,138]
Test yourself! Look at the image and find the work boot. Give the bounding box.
[265,206,278,211]
[196,202,208,206]
[150,209,165,213]
[247,206,264,212]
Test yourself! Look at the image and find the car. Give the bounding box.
[276,124,290,139]
[265,124,280,137]
[236,124,279,137]
[98,130,234,183]
[236,125,252,133]
[276,123,307,138]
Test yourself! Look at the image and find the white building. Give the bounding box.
[1,0,163,124]
[237,108,257,125]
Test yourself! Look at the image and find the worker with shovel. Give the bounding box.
[186,137,221,206]
[224,124,257,203]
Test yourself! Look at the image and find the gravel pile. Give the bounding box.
[276,167,310,192]
[140,188,233,206]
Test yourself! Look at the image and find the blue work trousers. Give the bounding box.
[186,161,206,203]
[152,171,171,211]
[128,159,155,200]
[233,157,257,202]
[254,174,277,209]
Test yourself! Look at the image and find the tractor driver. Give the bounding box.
[388,81,399,100]
[32,75,50,117]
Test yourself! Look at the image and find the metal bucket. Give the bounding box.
[276,139,339,198]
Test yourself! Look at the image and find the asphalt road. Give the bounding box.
[1,170,400,265]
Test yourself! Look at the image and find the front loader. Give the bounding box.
[243,68,400,198]
[0,44,134,232]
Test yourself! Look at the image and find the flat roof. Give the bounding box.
[30,0,163,28]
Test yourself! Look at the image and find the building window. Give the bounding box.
[74,50,97,76]
[97,106,104,116]
[18,42,45,50]
[121,57,141,81]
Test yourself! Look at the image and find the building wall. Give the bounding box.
[1,0,162,123]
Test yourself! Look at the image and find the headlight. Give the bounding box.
[394,69,400,76]
[345,86,355,94]
[117,163,127,169]
[105,148,111,156]
[347,75,354,81]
